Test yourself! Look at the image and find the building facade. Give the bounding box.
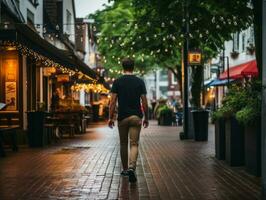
[205,26,256,109]
[0,0,98,132]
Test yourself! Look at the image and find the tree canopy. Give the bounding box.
[90,0,254,76]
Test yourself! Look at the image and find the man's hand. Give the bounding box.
[143,119,149,128]
[108,119,115,129]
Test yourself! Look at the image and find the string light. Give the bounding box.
[0,40,96,82]
[71,83,109,94]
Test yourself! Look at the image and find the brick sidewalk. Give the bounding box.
[0,121,261,200]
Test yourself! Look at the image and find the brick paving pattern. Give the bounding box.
[0,121,261,200]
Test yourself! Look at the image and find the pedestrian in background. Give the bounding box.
[108,58,149,183]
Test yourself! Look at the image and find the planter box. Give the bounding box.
[245,124,261,176]
[225,117,245,166]
[27,111,47,147]
[192,110,209,141]
[159,112,172,126]
[215,118,226,160]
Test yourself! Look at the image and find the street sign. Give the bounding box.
[188,51,202,65]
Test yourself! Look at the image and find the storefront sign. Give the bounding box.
[188,51,202,65]
[3,59,17,111]
[5,82,17,111]
[43,67,56,76]
[57,74,70,82]
[5,59,17,81]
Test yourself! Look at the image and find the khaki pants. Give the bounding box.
[118,115,142,170]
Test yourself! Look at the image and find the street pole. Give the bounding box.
[226,57,230,87]
[222,47,225,95]
[182,0,189,139]
[202,66,205,106]
[0,0,2,25]
[262,0,266,198]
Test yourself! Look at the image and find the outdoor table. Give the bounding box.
[44,116,61,142]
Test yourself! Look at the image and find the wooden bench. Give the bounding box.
[0,125,19,157]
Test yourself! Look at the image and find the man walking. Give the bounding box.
[108,58,149,183]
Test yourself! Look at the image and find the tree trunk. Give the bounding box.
[191,66,203,108]
[168,65,182,100]
[252,0,262,80]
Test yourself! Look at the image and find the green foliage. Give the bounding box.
[89,0,255,105]
[211,109,224,122]
[236,79,261,126]
[212,83,247,119]
[159,105,173,116]
[213,79,261,125]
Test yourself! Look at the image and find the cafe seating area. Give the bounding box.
[0,103,100,157]
[0,111,20,157]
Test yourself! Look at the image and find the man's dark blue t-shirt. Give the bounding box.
[111,75,147,121]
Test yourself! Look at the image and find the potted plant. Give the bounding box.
[246,43,255,55]
[215,84,246,166]
[158,105,173,126]
[236,79,261,176]
[230,51,239,59]
[191,66,209,141]
[212,110,226,160]
[154,99,167,125]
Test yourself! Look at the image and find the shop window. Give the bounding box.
[159,86,168,98]
[160,70,168,82]
[172,73,177,84]
[242,33,246,52]
[27,9,35,28]
[28,0,39,7]
[0,51,19,111]
[56,1,63,33]
[85,92,90,105]
[66,10,72,33]
[233,32,240,52]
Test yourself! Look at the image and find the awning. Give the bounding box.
[219,60,258,80]
[204,79,214,87]
[209,79,234,86]
[0,24,98,80]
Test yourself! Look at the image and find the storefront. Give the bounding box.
[0,24,98,130]
[0,47,22,127]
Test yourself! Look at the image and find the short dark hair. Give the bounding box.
[122,58,134,71]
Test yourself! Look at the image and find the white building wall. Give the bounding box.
[224,27,255,67]
[19,0,44,125]
[63,0,76,44]
[19,0,43,37]
[144,69,172,102]
[209,26,256,108]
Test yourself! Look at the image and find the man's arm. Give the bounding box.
[108,93,118,128]
[141,94,149,128]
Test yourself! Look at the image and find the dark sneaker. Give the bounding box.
[121,170,129,176]
[128,168,137,183]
